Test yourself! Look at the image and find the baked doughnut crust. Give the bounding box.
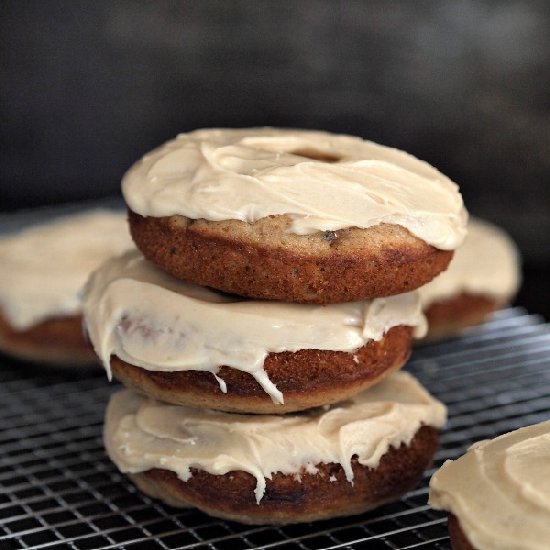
[0,309,96,365]
[422,293,501,343]
[448,514,476,550]
[128,210,453,304]
[128,425,439,524]
[110,325,412,414]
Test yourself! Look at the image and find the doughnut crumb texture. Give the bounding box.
[128,211,454,303]
[109,324,412,414]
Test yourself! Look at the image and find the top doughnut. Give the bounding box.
[123,128,468,303]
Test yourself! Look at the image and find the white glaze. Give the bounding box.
[122,128,467,250]
[430,421,550,550]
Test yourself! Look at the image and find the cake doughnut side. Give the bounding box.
[447,514,476,550]
[128,211,454,304]
[421,293,500,343]
[109,324,412,414]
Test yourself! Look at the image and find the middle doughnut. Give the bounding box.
[84,250,426,414]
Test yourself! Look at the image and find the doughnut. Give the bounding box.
[0,209,132,365]
[429,420,550,550]
[105,371,447,524]
[122,128,467,303]
[0,311,94,365]
[418,218,521,342]
[83,250,427,413]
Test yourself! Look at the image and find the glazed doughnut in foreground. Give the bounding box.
[105,372,446,524]
[122,128,467,302]
[429,420,550,550]
[84,250,427,413]
[0,209,132,365]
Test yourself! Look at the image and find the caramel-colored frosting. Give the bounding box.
[83,250,427,404]
[105,371,447,502]
[122,128,467,250]
[0,210,132,329]
[429,421,550,550]
[419,218,521,307]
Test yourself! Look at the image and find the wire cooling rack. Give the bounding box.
[1,307,549,550]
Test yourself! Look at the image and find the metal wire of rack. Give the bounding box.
[1,307,550,550]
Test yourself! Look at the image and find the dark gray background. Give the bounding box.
[1,0,549,315]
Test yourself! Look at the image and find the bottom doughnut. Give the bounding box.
[128,426,438,524]
[105,372,446,524]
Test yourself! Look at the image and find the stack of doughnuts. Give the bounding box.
[83,128,468,523]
